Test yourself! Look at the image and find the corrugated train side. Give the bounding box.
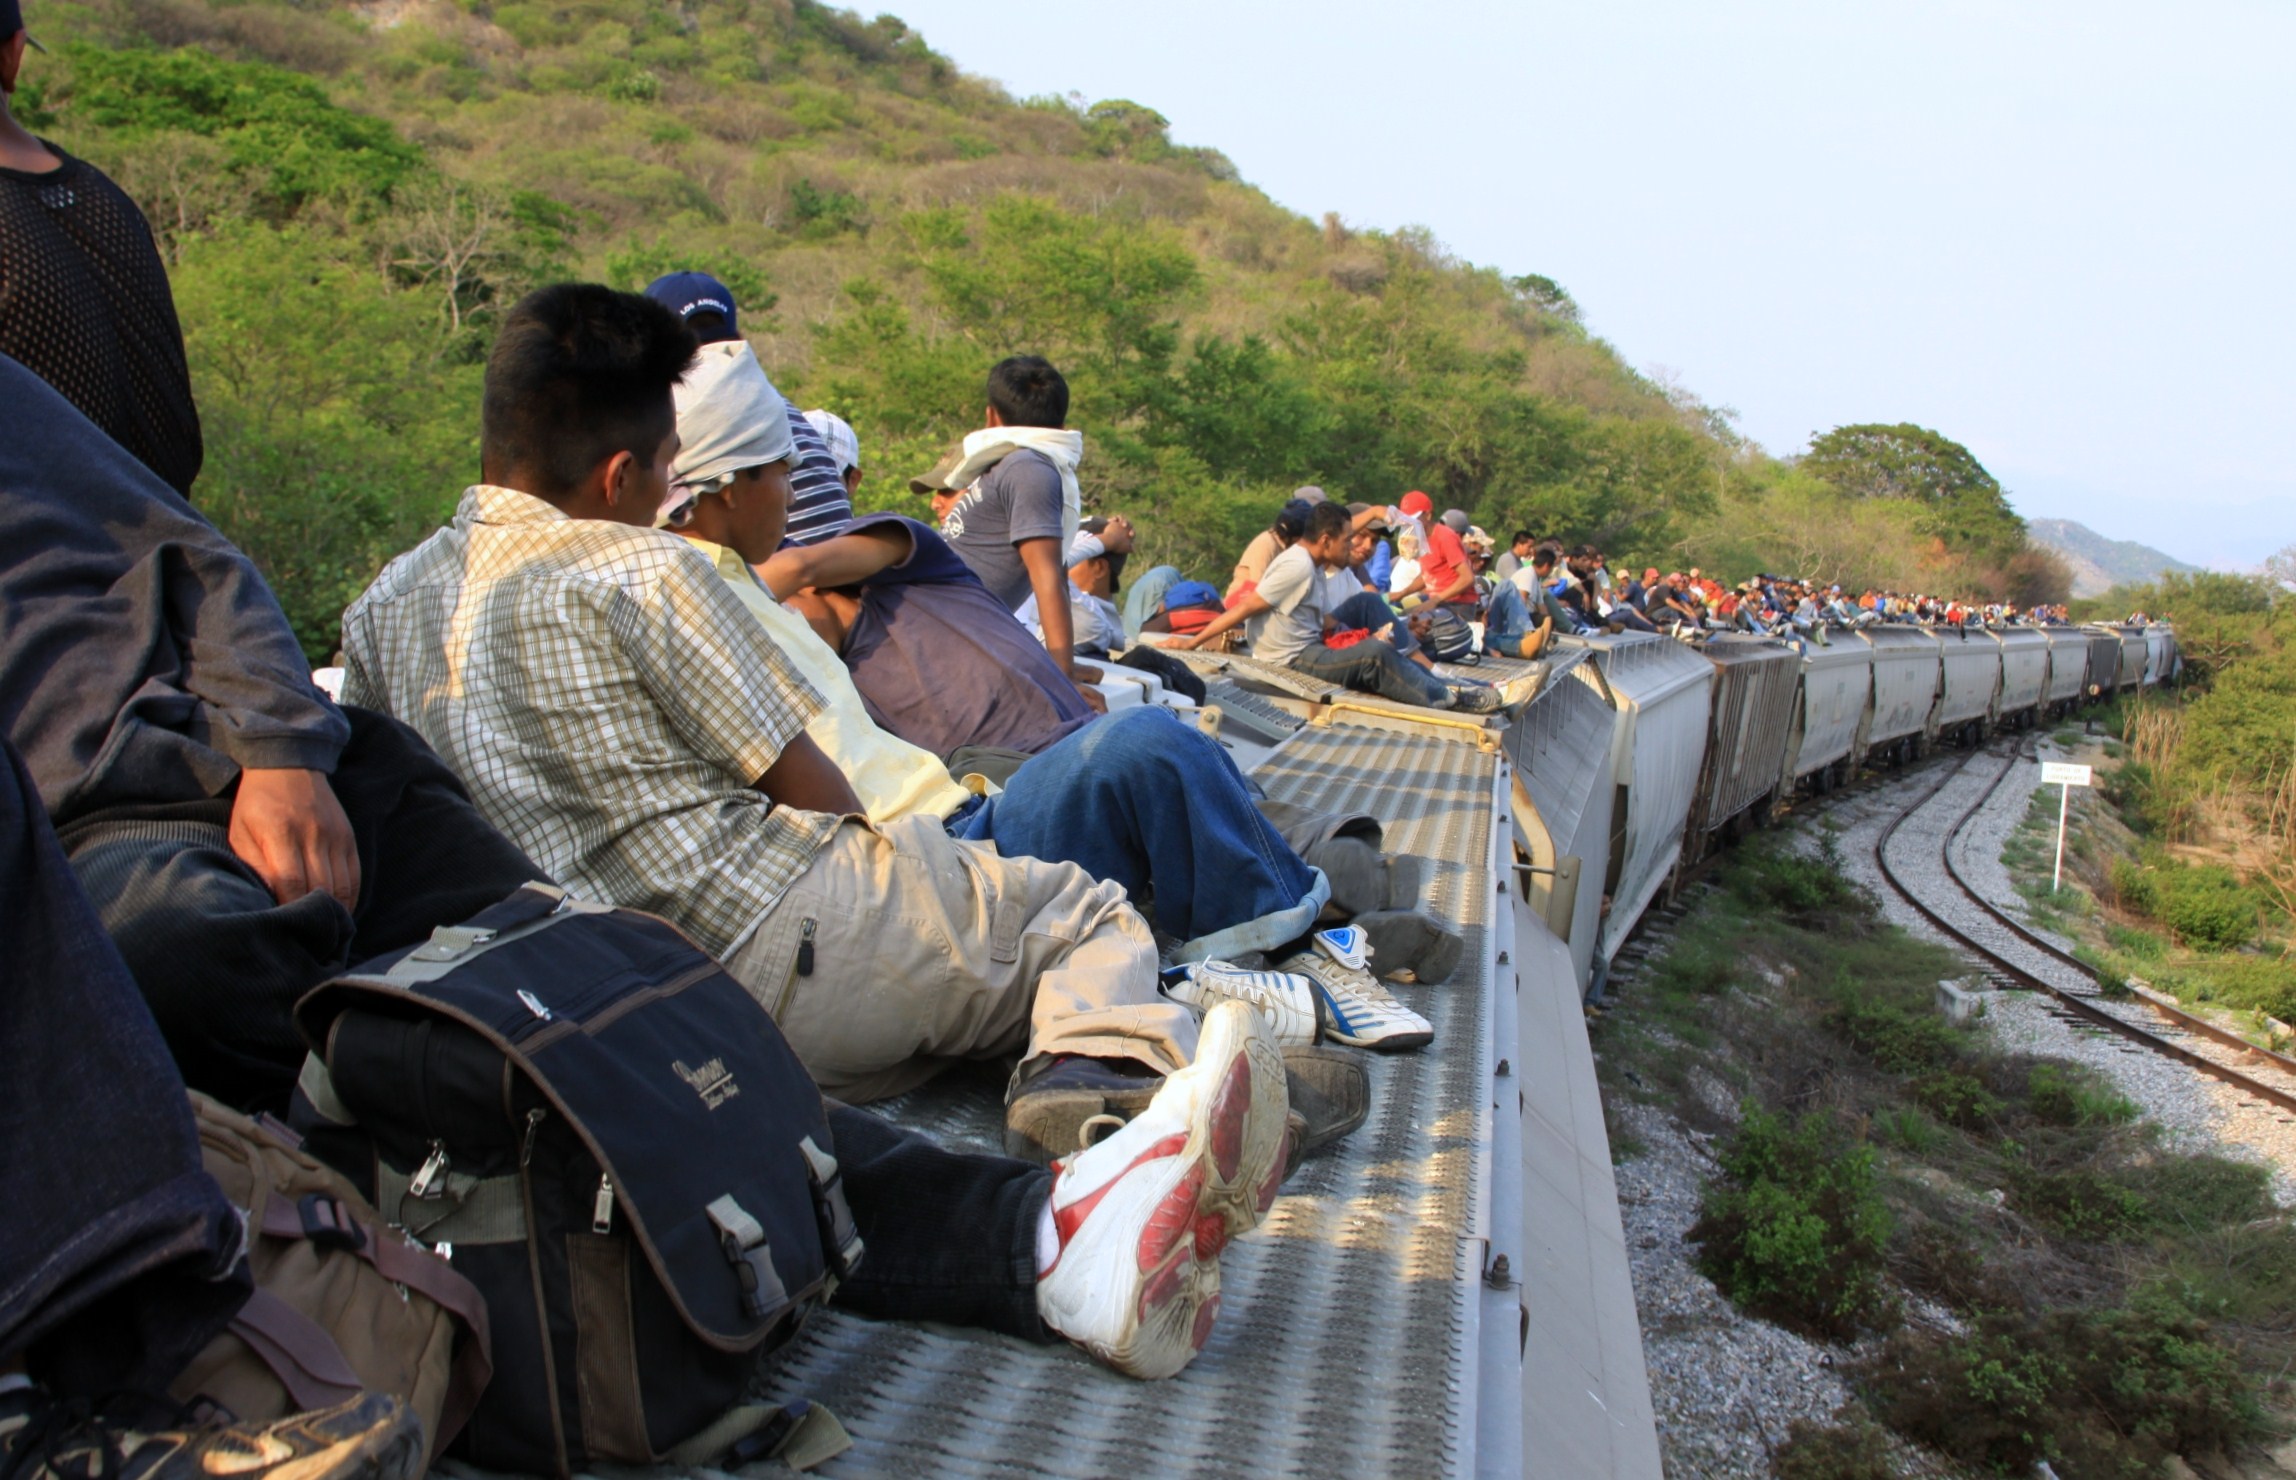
[1543,621,2176,957]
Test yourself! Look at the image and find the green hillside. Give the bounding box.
[19,0,2052,654]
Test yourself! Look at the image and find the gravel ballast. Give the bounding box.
[1603,747,2296,1477]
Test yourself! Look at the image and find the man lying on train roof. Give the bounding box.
[698,371,1460,992]
[659,336,1373,969]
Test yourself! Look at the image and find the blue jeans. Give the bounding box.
[1327,591,1421,659]
[0,740,249,1394]
[957,707,1328,961]
[1484,582,1538,652]
[1288,635,1454,708]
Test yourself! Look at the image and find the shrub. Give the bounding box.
[2105,922,2167,961]
[51,43,421,210]
[2130,1154,2273,1233]
[1771,1413,1896,1480]
[2115,853,2263,951]
[1871,1105,1943,1155]
[1648,936,1736,1000]
[1833,998,1963,1075]
[2146,956,2296,1019]
[1912,1071,2001,1129]
[1729,839,1857,918]
[2154,862,2261,951]
[1690,1104,1894,1338]
[2014,1167,2150,1239]
[1869,1304,2261,1478]
[2022,1062,2138,1127]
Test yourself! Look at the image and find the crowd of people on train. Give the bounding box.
[0,15,1466,1474]
[0,5,2130,1465]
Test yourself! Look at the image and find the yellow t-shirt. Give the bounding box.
[692,539,971,825]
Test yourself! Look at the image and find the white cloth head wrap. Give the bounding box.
[663,341,793,526]
[802,409,860,475]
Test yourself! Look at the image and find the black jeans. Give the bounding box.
[823,1105,1050,1340]
[60,708,547,1111]
[0,741,248,1395]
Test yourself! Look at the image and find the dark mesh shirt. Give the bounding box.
[0,146,203,496]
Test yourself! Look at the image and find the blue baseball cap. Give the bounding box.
[642,271,739,342]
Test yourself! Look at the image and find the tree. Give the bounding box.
[2266,542,2296,592]
[1802,422,2026,562]
[386,179,514,334]
[907,196,1200,427]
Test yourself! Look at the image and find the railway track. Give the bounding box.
[1869,740,2296,1119]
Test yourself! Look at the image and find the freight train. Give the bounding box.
[1507,621,2178,989]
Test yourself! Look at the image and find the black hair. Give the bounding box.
[1531,546,1559,569]
[1304,500,1352,542]
[1510,529,1534,548]
[683,309,733,344]
[483,284,698,498]
[1273,498,1313,541]
[986,355,1069,428]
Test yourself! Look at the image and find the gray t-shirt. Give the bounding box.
[1251,544,1341,667]
[941,448,1065,610]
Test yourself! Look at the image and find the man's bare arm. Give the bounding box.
[1016,536,1078,675]
[757,524,915,599]
[1429,566,1478,606]
[1177,590,1270,650]
[751,731,862,817]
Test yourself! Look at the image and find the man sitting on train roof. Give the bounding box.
[1177,502,1504,715]
[710,373,1460,993]
[1228,496,1313,600]
[662,343,1337,956]
[339,284,1368,1165]
[1017,523,1129,658]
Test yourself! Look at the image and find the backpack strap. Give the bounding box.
[227,1290,364,1414]
[256,1194,495,1445]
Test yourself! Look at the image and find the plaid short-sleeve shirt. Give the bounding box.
[340,486,837,955]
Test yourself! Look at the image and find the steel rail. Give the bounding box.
[1871,743,2296,1118]
[1938,740,2296,1090]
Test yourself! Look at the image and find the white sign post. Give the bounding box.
[2039,761,2094,893]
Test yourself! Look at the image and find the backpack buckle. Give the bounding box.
[704,1195,788,1321]
[798,1138,865,1281]
[297,1193,368,1253]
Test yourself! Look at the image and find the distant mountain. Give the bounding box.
[2027,518,2200,598]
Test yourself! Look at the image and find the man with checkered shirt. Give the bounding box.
[339,284,1324,1164]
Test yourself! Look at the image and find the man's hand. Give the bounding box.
[229,768,361,910]
[1069,661,1109,713]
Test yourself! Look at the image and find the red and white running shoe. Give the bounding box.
[1036,1000,1291,1379]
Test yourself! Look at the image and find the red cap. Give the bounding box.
[1399,490,1433,520]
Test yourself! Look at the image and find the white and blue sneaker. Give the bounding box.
[1160,960,1319,1047]
[1279,927,1434,1051]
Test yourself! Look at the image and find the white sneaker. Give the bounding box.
[1037,1001,1291,1379]
[1161,959,1319,1047]
[1280,928,1434,1051]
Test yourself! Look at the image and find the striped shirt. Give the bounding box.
[780,395,854,547]
[339,486,838,956]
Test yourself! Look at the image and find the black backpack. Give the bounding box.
[289,885,862,1477]
[1421,604,1480,663]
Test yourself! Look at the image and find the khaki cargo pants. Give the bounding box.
[726,814,1198,1102]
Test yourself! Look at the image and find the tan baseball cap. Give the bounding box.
[907,442,967,495]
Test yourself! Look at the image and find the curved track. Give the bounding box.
[1869,741,2296,1118]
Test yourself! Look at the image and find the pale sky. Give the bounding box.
[881,0,2293,571]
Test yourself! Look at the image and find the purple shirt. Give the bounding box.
[837,515,1095,759]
